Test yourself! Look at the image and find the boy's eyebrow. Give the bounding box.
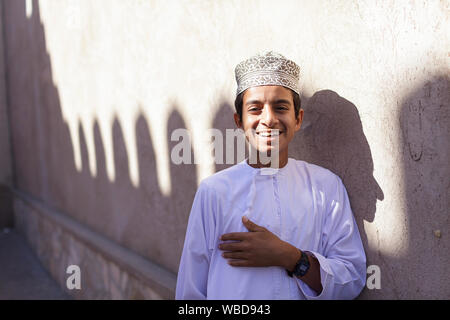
[245,98,292,106]
[273,99,292,105]
[244,99,262,106]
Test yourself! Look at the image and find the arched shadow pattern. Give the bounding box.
[3,0,197,280]
[212,102,247,173]
[4,0,448,299]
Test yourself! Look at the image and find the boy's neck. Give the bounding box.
[246,151,289,169]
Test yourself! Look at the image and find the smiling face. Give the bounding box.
[234,85,304,168]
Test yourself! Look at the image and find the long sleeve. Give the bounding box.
[175,182,217,300]
[296,175,367,300]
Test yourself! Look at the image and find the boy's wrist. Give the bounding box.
[280,242,302,271]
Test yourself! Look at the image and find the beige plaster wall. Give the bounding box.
[2,0,449,298]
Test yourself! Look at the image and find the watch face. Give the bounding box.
[294,252,310,276]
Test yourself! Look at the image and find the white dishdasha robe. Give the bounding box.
[176,158,366,300]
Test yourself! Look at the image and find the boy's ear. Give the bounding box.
[295,108,304,132]
[234,113,242,128]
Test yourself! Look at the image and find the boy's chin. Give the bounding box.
[249,146,280,156]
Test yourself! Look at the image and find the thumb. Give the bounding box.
[242,216,264,232]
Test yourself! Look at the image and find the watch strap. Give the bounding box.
[287,250,310,277]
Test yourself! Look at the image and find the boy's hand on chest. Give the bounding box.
[219,216,300,270]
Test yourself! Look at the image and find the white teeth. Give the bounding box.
[257,131,280,137]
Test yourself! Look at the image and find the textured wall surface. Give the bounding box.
[0,2,13,228]
[2,0,449,299]
[13,193,175,299]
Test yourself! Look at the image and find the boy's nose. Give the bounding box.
[261,106,277,127]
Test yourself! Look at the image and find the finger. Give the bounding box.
[242,216,265,232]
[221,232,249,241]
[219,242,245,252]
[227,259,250,267]
[222,251,249,260]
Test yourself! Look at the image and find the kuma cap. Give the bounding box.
[234,51,300,96]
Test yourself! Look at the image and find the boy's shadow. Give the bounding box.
[290,90,384,290]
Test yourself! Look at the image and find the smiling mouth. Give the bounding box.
[256,130,283,137]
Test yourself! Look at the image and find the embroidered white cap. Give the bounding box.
[235,51,301,96]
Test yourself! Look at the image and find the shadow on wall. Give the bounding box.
[3,0,197,292]
[396,75,449,299]
[292,80,449,299]
[4,0,449,300]
[290,90,384,298]
[212,102,248,173]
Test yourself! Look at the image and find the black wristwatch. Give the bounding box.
[287,250,310,277]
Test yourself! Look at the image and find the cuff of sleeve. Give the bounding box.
[295,251,333,300]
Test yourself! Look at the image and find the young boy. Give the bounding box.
[176,51,366,299]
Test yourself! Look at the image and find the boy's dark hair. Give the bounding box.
[234,88,302,122]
